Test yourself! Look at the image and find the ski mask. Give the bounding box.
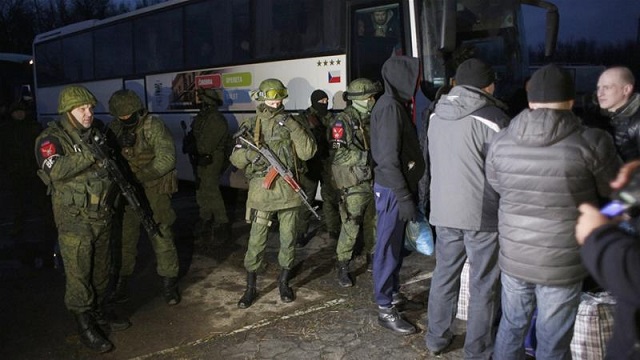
[310,90,329,117]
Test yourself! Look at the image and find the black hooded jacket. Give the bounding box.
[370,56,425,199]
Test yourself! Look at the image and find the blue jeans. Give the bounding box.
[494,273,581,360]
[425,227,500,359]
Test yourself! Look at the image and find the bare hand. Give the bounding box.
[575,203,612,245]
[610,160,640,190]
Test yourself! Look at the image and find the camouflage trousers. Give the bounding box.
[244,207,298,272]
[336,183,376,262]
[58,218,111,313]
[295,171,341,237]
[116,192,179,278]
[196,158,229,225]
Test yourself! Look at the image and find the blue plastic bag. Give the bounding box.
[403,209,434,256]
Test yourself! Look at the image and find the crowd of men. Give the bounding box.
[15,55,640,357]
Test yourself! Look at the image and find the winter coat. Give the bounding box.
[428,85,510,231]
[371,55,425,200]
[486,109,620,285]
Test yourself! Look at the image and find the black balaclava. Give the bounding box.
[310,90,329,117]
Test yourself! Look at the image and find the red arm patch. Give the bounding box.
[39,140,57,158]
[331,121,344,140]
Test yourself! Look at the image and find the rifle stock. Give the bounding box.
[81,129,161,239]
[234,128,321,220]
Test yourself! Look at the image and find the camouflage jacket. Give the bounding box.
[230,103,316,211]
[108,113,177,194]
[328,106,372,189]
[34,116,115,222]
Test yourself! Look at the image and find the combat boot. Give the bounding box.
[162,277,181,305]
[336,260,353,287]
[109,276,130,304]
[92,306,131,332]
[74,312,113,353]
[377,305,416,335]
[278,268,295,303]
[366,253,374,273]
[237,271,257,309]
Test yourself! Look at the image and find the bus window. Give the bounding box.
[254,0,343,60]
[62,32,93,82]
[34,40,64,86]
[134,9,184,74]
[95,22,133,79]
[351,3,405,83]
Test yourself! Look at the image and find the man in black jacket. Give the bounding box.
[370,55,425,335]
[597,66,640,161]
[576,160,640,360]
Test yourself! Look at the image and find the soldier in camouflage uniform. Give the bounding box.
[230,79,316,309]
[328,78,381,287]
[294,90,341,245]
[191,88,231,245]
[107,90,181,306]
[35,85,130,353]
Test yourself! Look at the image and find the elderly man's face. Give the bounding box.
[597,69,633,112]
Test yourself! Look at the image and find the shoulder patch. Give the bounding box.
[332,120,345,140]
[39,140,57,159]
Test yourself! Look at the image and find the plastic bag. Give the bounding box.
[403,209,434,256]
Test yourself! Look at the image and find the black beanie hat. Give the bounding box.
[455,58,495,89]
[527,64,575,103]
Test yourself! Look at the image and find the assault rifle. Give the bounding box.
[81,128,161,239]
[233,127,321,220]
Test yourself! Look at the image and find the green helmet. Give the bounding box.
[252,78,288,101]
[108,89,144,117]
[345,78,382,100]
[197,88,223,106]
[57,85,97,114]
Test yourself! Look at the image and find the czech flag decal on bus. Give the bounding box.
[328,71,341,83]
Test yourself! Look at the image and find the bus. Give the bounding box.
[0,53,34,111]
[32,0,558,184]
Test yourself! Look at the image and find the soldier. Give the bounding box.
[230,79,316,308]
[191,88,231,246]
[107,89,181,306]
[34,85,130,353]
[294,89,341,245]
[328,78,381,287]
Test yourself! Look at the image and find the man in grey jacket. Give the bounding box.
[426,58,509,358]
[487,64,621,359]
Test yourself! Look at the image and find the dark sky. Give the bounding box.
[523,0,640,46]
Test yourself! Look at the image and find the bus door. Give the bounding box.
[348,1,412,84]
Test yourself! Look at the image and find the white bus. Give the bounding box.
[32,0,558,185]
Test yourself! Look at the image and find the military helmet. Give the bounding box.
[108,89,144,117]
[252,78,288,101]
[57,85,97,114]
[197,88,223,106]
[344,78,382,100]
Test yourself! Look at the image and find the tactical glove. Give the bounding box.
[118,132,137,148]
[398,197,418,222]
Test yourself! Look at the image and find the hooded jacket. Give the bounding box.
[370,56,425,199]
[486,109,620,285]
[428,85,509,231]
[607,92,640,161]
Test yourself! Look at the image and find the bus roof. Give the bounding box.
[0,53,32,64]
[33,0,190,43]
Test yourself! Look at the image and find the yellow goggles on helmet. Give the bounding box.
[260,88,288,100]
